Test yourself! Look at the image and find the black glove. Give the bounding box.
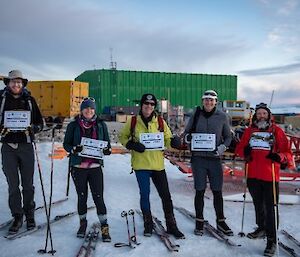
[243,144,252,162]
[72,145,83,154]
[266,152,281,163]
[126,140,145,153]
[185,134,192,142]
[171,136,181,149]
[28,125,42,134]
[103,147,112,155]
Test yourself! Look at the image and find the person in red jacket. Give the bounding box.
[235,102,293,257]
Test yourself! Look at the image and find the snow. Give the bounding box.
[1,142,300,257]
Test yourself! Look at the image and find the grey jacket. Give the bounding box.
[185,107,232,158]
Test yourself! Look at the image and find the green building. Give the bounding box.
[75,69,237,113]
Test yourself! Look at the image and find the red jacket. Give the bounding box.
[235,123,293,182]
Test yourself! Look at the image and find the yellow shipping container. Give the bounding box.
[27,80,89,118]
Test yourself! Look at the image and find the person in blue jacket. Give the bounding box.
[63,97,111,242]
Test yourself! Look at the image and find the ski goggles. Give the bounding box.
[202,90,218,99]
[83,97,96,102]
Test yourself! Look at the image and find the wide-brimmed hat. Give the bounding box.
[3,70,28,86]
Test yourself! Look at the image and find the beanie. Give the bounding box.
[140,93,157,107]
[80,98,96,111]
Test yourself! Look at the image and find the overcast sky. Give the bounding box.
[0,0,299,107]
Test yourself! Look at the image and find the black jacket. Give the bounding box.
[0,88,44,143]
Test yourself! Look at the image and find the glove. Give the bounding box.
[216,144,227,155]
[103,147,112,155]
[72,145,83,154]
[185,134,192,143]
[171,136,181,149]
[243,144,252,162]
[266,152,281,163]
[28,125,42,134]
[126,140,145,153]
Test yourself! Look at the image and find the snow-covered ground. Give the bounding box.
[1,142,300,257]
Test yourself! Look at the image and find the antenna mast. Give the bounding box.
[109,48,117,70]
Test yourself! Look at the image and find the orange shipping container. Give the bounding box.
[27,80,89,118]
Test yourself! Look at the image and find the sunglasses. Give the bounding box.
[144,101,155,106]
[83,97,96,102]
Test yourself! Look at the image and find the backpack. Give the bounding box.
[130,114,164,139]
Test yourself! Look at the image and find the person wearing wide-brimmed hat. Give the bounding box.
[63,97,112,241]
[235,103,294,256]
[185,89,233,236]
[0,70,43,234]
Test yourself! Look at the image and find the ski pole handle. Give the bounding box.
[121,211,127,217]
[128,209,134,215]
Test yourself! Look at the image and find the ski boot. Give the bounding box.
[166,214,185,239]
[77,219,87,238]
[264,238,276,256]
[101,224,111,242]
[143,213,153,237]
[8,214,23,234]
[247,227,265,239]
[216,218,233,236]
[194,219,204,236]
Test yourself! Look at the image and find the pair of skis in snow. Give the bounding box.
[114,209,141,249]
[75,222,101,257]
[135,209,180,252]
[4,206,95,240]
[175,206,300,257]
[0,197,68,230]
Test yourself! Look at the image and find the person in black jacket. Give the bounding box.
[0,70,43,234]
[63,97,112,242]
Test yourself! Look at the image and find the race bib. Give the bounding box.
[4,111,31,131]
[249,132,273,150]
[140,132,165,151]
[191,133,216,151]
[78,137,108,159]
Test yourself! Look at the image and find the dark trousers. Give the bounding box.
[247,178,279,239]
[194,190,224,220]
[72,166,107,216]
[1,143,35,216]
[135,170,173,216]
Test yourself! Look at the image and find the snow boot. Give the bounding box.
[216,218,233,236]
[76,219,87,238]
[264,238,276,256]
[194,219,204,236]
[143,213,153,237]
[101,224,111,242]
[247,227,265,239]
[25,212,36,230]
[8,214,23,234]
[166,214,185,239]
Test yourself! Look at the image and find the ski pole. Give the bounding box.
[238,162,248,237]
[33,142,56,255]
[128,209,140,244]
[66,155,71,197]
[40,127,56,255]
[122,211,132,247]
[272,162,279,257]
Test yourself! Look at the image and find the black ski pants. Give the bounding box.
[72,166,107,216]
[1,143,35,216]
[247,178,279,239]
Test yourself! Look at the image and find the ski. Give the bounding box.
[279,241,300,257]
[0,197,68,230]
[136,209,180,252]
[282,230,300,249]
[76,222,101,257]
[174,206,240,247]
[5,206,95,240]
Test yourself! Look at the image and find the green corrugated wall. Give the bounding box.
[75,69,237,113]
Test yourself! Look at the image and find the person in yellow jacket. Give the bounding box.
[119,93,184,239]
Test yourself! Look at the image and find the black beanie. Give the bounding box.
[140,93,157,107]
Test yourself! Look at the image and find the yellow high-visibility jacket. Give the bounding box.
[119,114,172,171]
